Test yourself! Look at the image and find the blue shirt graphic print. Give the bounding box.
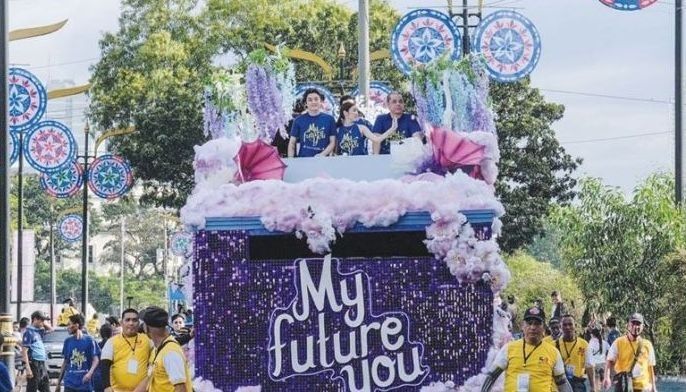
[291,113,336,157]
[22,326,47,361]
[372,113,422,154]
[336,124,367,156]
[62,334,100,391]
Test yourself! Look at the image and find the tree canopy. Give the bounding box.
[90,0,580,253]
[551,173,686,372]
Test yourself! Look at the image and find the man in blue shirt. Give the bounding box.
[57,314,100,392]
[0,335,12,392]
[288,88,336,158]
[21,310,53,392]
[372,91,423,155]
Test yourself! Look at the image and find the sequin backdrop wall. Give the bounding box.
[194,230,493,391]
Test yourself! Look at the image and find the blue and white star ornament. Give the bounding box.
[472,10,541,82]
[40,161,83,198]
[391,9,461,75]
[8,68,47,132]
[599,0,657,10]
[87,154,134,199]
[59,214,83,243]
[23,120,77,173]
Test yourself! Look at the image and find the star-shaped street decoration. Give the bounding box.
[410,27,444,62]
[8,84,30,115]
[490,29,524,64]
[98,164,122,188]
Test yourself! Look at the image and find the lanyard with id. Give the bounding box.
[518,341,541,392]
[123,335,139,374]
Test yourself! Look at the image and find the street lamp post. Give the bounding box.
[337,42,346,96]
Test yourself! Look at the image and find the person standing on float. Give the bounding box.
[336,101,395,156]
[371,92,422,155]
[481,306,573,392]
[288,88,337,158]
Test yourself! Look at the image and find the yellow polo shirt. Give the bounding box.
[101,333,153,392]
[607,336,656,391]
[492,339,565,392]
[148,336,192,392]
[556,337,591,378]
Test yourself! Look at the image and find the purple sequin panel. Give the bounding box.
[194,230,493,391]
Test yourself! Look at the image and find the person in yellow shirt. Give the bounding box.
[87,313,100,337]
[543,318,561,345]
[481,306,573,392]
[100,309,153,392]
[141,306,192,392]
[59,298,80,326]
[603,313,657,392]
[556,314,594,392]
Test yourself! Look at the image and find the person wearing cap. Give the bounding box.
[100,309,153,392]
[56,314,100,392]
[22,310,53,392]
[87,313,101,337]
[603,313,657,392]
[554,314,593,392]
[140,306,192,392]
[543,318,562,345]
[481,306,573,392]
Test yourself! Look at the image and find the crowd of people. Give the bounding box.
[274,88,423,158]
[487,291,657,392]
[8,302,195,392]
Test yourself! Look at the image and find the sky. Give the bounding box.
[7,0,679,194]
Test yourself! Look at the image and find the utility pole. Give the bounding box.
[49,207,56,322]
[1,0,17,383]
[80,123,90,314]
[677,0,683,204]
[120,218,125,315]
[358,0,370,99]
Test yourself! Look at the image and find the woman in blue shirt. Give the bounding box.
[336,101,395,156]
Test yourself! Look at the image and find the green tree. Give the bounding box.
[90,1,580,254]
[552,173,686,369]
[503,251,584,322]
[492,78,581,252]
[98,197,172,279]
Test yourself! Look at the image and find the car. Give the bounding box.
[43,327,70,378]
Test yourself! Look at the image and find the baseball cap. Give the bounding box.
[523,306,544,322]
[30,310,50,320]
[63,297,74,304]
[629,313,644,324]
[549,317,560,325]
[141,306,169,328]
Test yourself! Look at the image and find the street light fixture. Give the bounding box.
[337,42,346,95]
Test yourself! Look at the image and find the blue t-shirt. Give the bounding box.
[291,112,337,157]
[372,113,422,154]
[22,326,47,361]
[62,334,100,391]
[0,362,11,392]
[336,124,367,156]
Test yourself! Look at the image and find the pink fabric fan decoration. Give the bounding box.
[430,126,486,180]
[233,139,287,183]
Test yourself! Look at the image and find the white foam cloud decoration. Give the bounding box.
[420,380,458,392]
[193,377,223,392]
[192,137,241,188]
[235,387,261,392]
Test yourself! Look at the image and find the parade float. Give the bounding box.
[178,7,545,391]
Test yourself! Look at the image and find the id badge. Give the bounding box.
[127,359,138,374]
[632,364,643,377]
[517,373,530,392]
[565,364,575,378]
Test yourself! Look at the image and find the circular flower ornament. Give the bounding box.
[87,154,134,199]
[170,231,194,257]
[59,214,83,243]
[23,120,77,173]
[40,161,83,198]
[391,9,462,75]
[472,10,541,82]
[8,67,47,132]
